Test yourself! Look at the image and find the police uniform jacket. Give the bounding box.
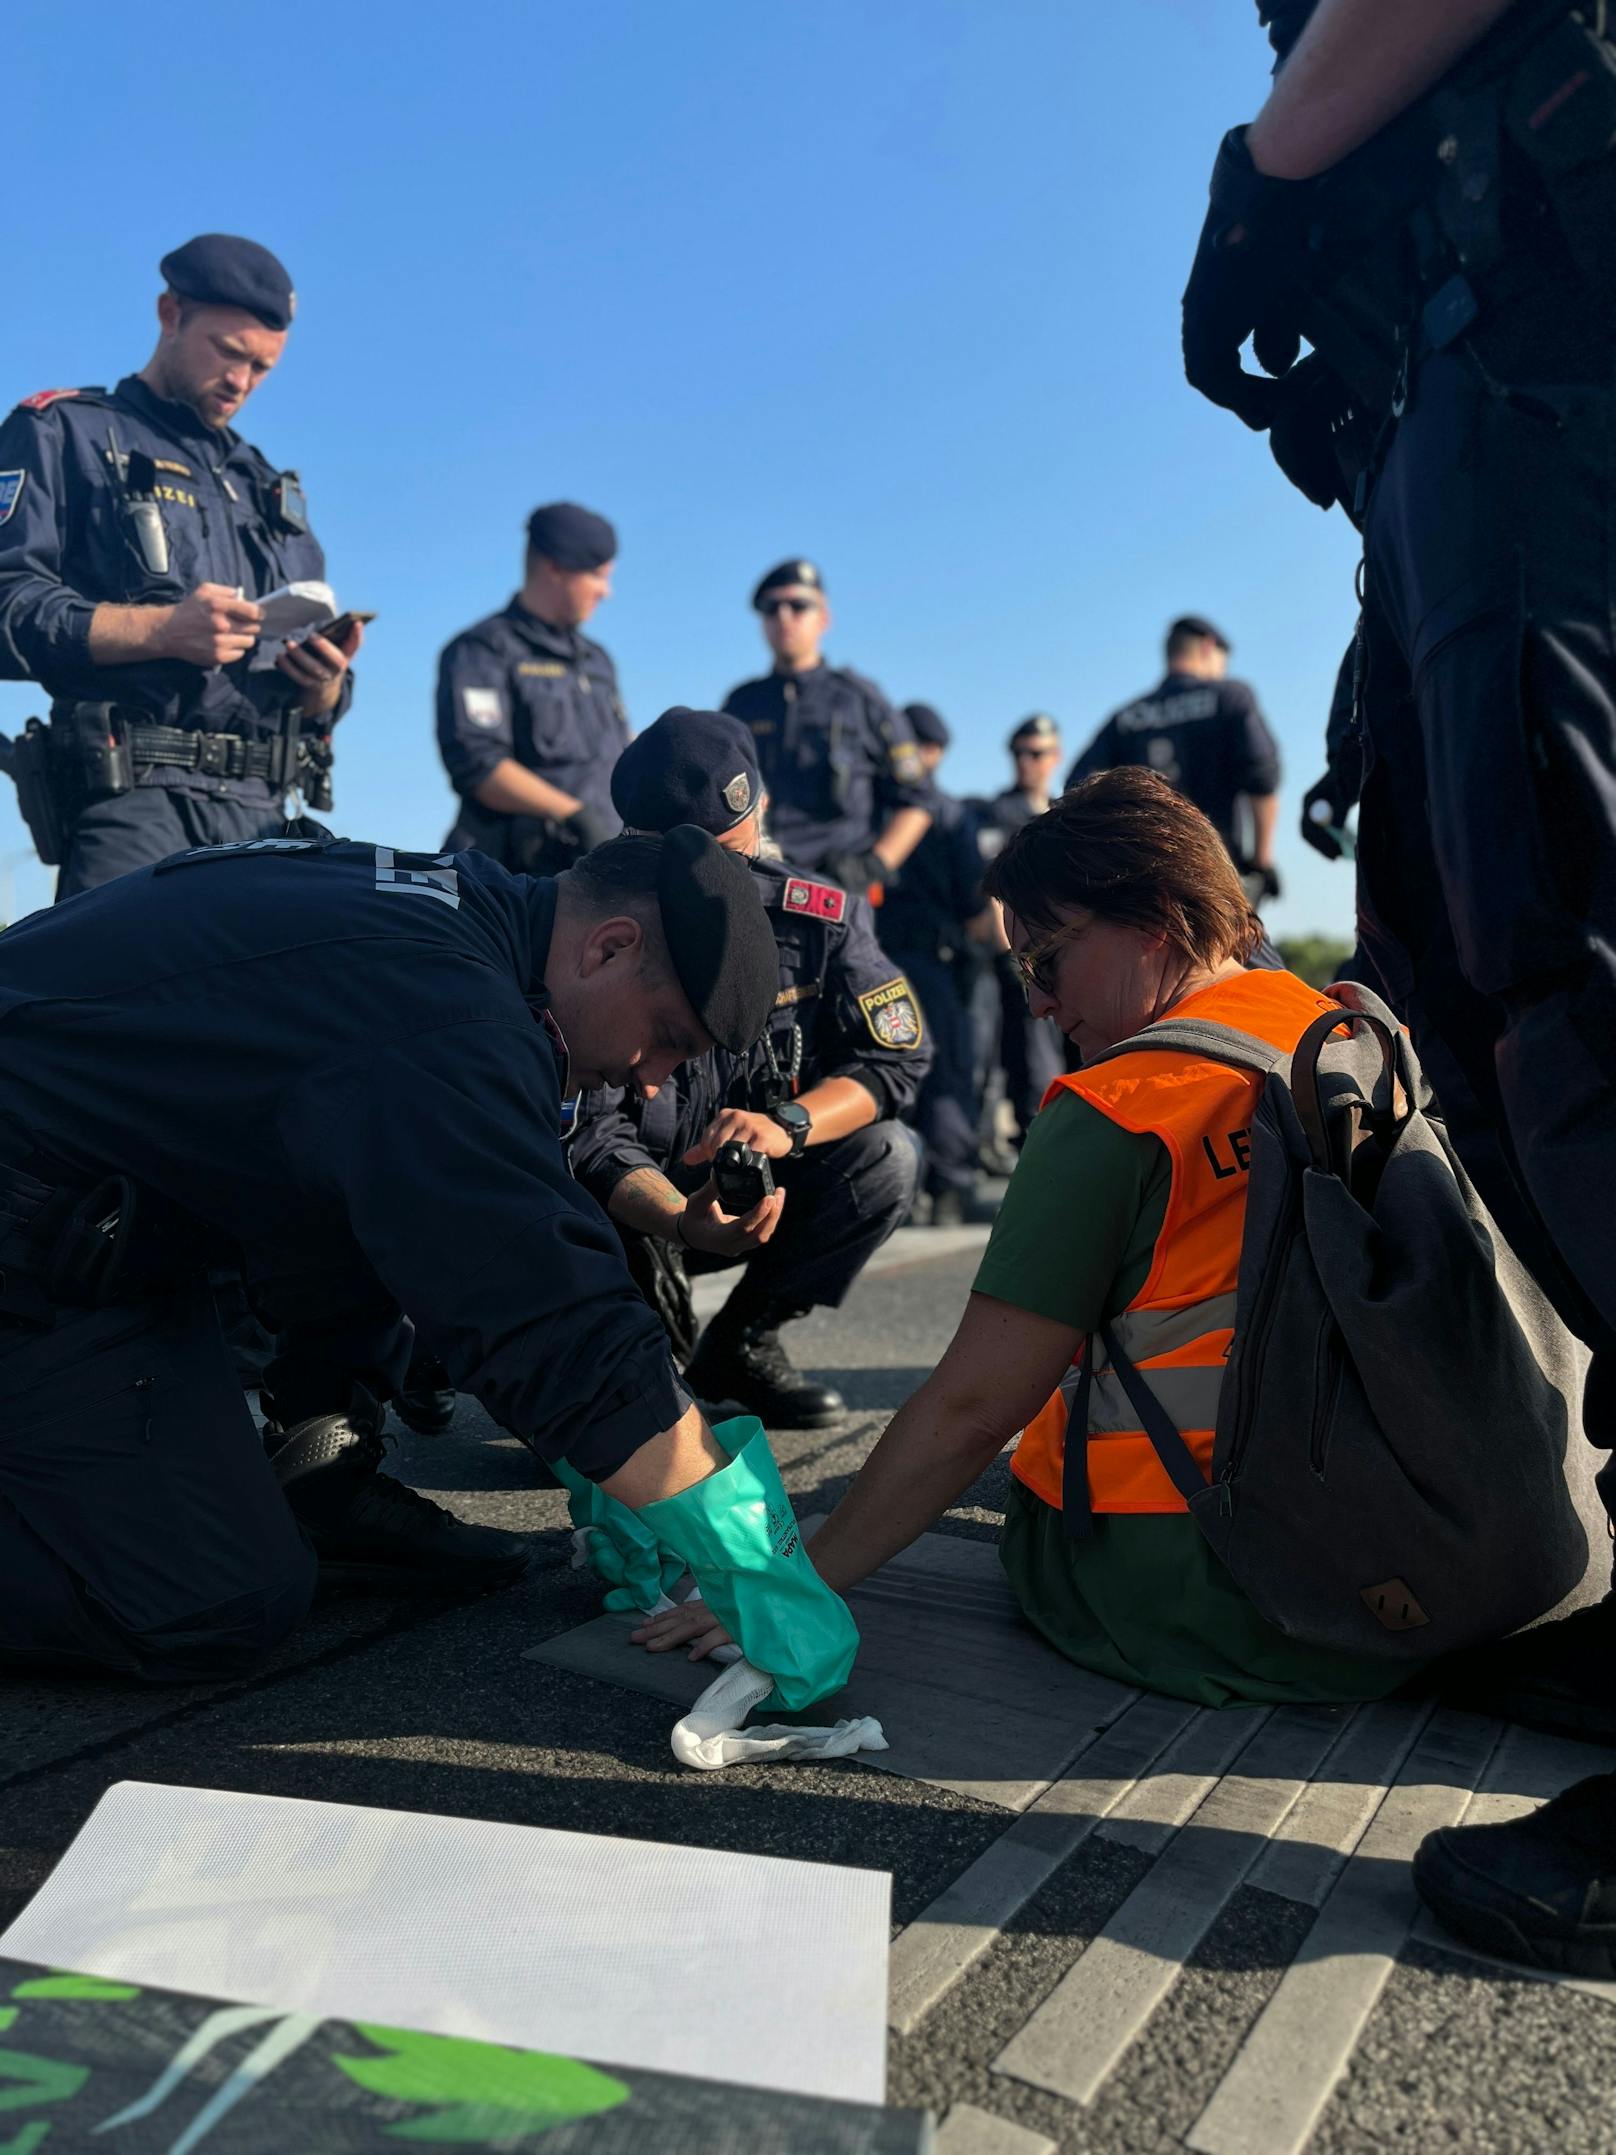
[1065,673,1281,858]
[0,838,685,1472]
[879,788,986,958]
[437,600,629,841]
[570,855,931,1202]
[722,662,930,872]
[0,377,347,793]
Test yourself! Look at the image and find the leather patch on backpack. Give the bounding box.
[1360,1578,1429,1630]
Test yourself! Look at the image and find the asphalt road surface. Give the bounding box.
[3,1226,1614,2153]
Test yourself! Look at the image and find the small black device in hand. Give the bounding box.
[713,1141,775,1217]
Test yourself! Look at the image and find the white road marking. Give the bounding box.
[1247,1699,1432,1908]
[935,2105,1056,2154]
[1185,1709,1503,2155]
[993,1706,1348,2106]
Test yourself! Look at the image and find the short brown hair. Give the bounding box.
[983,767,1262,967]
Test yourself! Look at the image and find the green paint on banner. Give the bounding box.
[336,2024,629,2138]
[10,1973,141,2001]
[0,2046,89,2111]
[0,2017,13,2035]
[0,2122,52,2154]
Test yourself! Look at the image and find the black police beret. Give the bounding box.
[751,559,825,610]
[903,702,950,750]
[656,825,777,1053]
[160,235,296,332]
[613,708,761,835]
[526,503,617,571]
[1009,712,1061,749]
[1169,614,1230,651]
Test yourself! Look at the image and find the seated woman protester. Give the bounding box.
[637,767,1403,1707]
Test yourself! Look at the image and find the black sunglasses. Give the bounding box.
[760,596,819,617]
[1013,918,1086,998]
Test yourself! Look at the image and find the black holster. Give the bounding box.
[0,718,72,866]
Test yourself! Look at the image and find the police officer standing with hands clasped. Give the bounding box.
[0,235,360,897]
[437,502,628,873]
[723,559,933,894]
[1182,0,1616,1979]
[571,708,930,1426]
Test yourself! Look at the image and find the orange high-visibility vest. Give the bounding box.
[1013,968,1339,1519]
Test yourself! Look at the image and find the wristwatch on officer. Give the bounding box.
[770,1101,811,1157]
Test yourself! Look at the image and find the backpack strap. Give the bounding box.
[1079,1017,1287,1076]
[1059,1325,1211,1541]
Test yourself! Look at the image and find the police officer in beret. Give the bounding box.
[879,704,1001,1226]
[436,502,628,874]
[0,823,783,1679]
[722,560,933,894]
[570,707,930,1426]
[970,715,1067,1157]
[1065,617,1282,902]
[0,235,361,897]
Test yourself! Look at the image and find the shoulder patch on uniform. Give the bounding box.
[781,877,846,923]
[461,686,506,729]
[18,389,81,412]
[858,976,923,1049]
[0,472,23,528]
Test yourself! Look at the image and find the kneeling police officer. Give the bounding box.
[0,823,860,1709]
[570,708,930,1427]
[0,234,360,896]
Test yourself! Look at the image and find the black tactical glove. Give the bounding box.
[825,848,887,895]
[1267,354,1356,511]
[1182,126,1312,431]
[1300,769,1358,861]
[562,802,618,854]
[1255,861,1283,903]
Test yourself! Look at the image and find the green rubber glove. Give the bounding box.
[554,1457,686,1614]
[636,1417,859,1711]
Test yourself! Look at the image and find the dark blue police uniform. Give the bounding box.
[0,378,347,896]
[0,839,687,1678]
[1065,671,1280,867]
[722,662,930,877]
[972,785,1066,1141]
[880,771,988,1206]
[437,603,628,871]
[570,854,928,1386]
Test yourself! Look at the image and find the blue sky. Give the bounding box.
[1,0,1362,938]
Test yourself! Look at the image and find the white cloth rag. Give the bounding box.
[668,1650,888,1773]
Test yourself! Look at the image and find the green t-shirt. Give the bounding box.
[975,1088,1405,1710]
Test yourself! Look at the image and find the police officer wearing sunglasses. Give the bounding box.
[722,559,933,896]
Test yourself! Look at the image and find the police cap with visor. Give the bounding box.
[613,708,761,836]
[751,558,825,610]
[159,235,297,332]
[526,502,617,571]
[1009,712,1061,750]
[1169,614,1230,651]
[903,702,950,749]
[656,824,777,1052]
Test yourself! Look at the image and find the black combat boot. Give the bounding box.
[684,1305,844,1429]
[1413,1772,1616,1979]
[264,1387,528,1596]
[392,1351,457,1436]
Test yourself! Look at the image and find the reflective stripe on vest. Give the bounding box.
[1012,970,1338,1519]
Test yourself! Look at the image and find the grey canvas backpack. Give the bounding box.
[1076,984,1591,1662]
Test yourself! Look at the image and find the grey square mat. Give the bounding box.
[526,1525,1136,1810]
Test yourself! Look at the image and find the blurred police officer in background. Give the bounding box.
[0,823,784,1679]
[571,708,929,1426]
[879,703,1002,1225]
[971,714,1067,1157]
[1065,616,1283,904]
[722,558,933,894]
[0,235,360,898]
[1183,0,1616,1981]
[436,501,628,873]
